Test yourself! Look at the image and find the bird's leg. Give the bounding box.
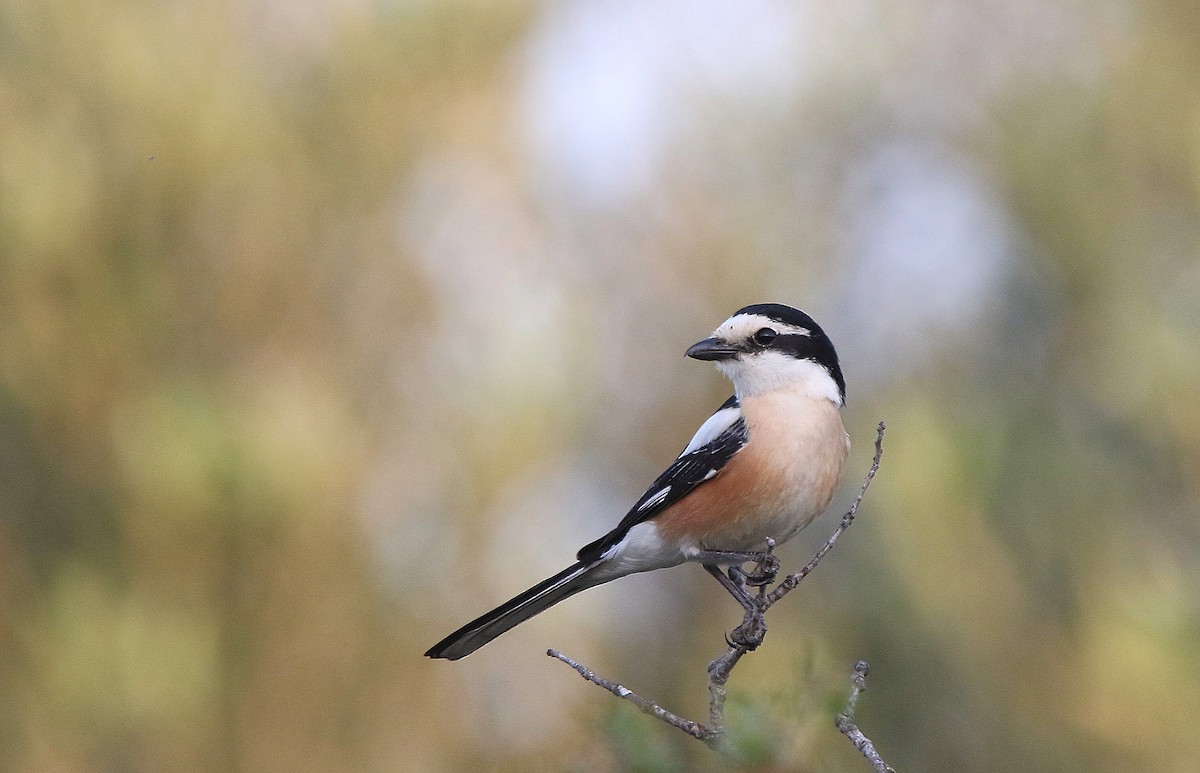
[692,538,780,588]
[703,564,767,650]
[704,563,755,609]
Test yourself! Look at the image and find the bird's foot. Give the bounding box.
[729,605,768,650]
[743,538,779,587]
[743,555,779,587]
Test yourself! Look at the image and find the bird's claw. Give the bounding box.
[729,614,767,650]
[745,555,780,587]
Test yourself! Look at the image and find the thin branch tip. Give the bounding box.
[837,659,895,773]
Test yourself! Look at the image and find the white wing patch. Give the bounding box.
[636,485,671,513]
[680,404,742,456]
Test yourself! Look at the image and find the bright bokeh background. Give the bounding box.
[2,1,1199,771]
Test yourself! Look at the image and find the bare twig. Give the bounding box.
[836,661,895,773]
[547,421,888,756]
[546,648,719,745]
[703,639,749,742]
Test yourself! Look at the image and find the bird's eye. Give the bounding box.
[752,328,777,347]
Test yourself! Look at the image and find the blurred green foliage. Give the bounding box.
[2,0,1199,771]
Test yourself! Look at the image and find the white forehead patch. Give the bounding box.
[714,313,810,342]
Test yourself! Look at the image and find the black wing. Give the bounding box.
[576,395,748,563]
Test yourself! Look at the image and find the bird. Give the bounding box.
[425,303,849,660]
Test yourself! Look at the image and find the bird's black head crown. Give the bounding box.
[732,303,845,402]
[734,303,826,337]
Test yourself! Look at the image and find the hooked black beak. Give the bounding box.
[686,337,740,361]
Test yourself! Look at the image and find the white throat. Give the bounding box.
[717,353,843,405]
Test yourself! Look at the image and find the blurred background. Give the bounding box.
[2,0,1199,770]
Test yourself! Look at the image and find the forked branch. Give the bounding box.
[548,421,890,759]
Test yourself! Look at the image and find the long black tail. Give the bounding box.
[425,561,603,660]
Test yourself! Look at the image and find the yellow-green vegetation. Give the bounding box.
[2,1,1198,771]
